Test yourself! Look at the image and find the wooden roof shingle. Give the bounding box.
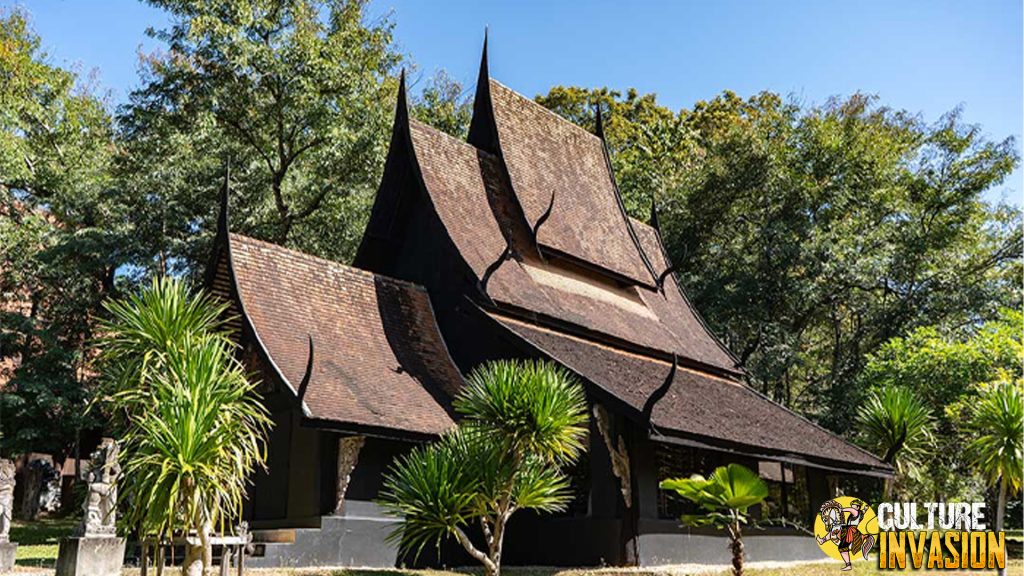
[225,233,458,437]
[489,313,891,475]
[483,79,657,286]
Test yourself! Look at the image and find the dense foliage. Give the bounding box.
[858,309,1022,501]
[0,10,124,458]
[379,360,588,576]
[538,87,1021,431]
[118,0,404,273]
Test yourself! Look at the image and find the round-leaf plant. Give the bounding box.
[660,463,769,576]
[379,359,588,576]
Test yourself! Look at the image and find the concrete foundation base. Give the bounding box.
[0,542,16,573]
[55,536,125,576]
[249,515,399,568]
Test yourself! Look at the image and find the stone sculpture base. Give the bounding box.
[0,542,16,573]
[55,536,125,576]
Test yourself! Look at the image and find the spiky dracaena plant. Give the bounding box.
[966,380,1022,576]
[856,386,935,499]
[97,277,270,576]
[378,360,588,576]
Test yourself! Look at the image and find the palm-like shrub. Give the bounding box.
[98,277,270,576]
[966,379,1022,576]
[379,360,588,576]
[856,386,935,499]
[660,464,768,576]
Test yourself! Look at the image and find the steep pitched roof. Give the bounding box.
[407,118,738,375]
[473,77,656,286]
[221,233,458,438]
[489,312,891,476]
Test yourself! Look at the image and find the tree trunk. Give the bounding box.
[882,477,893,501]
[996,475,1007,576]
[730,518,744,576]
[201,525,213,574]
[183,542,204,576]
[453,527,498,576]
[184,524,212,576]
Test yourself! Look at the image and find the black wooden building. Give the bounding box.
[207,42,891,568]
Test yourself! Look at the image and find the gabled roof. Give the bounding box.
[488,312,891,476]
[216,232,458,438]
[470,75,657,287]
[406,116,739,375]
[352,48,890,476]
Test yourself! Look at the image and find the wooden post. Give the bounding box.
[780,462,789,519]
[219,545,231,576]
[140,542,149,576]
[155,543,164,576]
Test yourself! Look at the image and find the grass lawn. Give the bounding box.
[6,519,1022,575]
[105,559,1022,576]
[10,516,77,569]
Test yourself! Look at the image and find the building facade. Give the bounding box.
[207,43,891,568]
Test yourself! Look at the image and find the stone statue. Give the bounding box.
[77,439,120,537]
[0,459,14,543]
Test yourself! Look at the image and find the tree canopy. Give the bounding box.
[539,87,1022,430]
[118,0,403,274]
[0,9,124,457]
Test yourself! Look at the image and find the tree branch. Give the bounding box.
[453,527,496,573]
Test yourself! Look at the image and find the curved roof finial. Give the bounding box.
[296,334,315,403]
[642,353,677,421]
[217,158,231,236]
[649,195,660,232]
[479,27,490,83]
[396,68,409,115]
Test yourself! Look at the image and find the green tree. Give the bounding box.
[379,360,588,576]
[539,87,1021,431]
[409,69,473,139]
[660,463,769,576]
[855,386,936,499]
[97,277,270,576]
[0,9,126,462]
[118,0,403,275]
[860,309,1023,500]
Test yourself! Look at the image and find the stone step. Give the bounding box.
[245,515,399,568]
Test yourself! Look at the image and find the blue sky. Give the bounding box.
[17,0,1023,204]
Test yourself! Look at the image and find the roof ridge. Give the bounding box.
[489,78,605,146]
[228,233,428,293]
[408,118,498,159]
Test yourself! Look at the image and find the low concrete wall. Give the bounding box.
[638,520,822,566]
[249,515,399,568]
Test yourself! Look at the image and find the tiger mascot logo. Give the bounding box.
[814,496,879,571]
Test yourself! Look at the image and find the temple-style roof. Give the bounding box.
[331,47,890,476]
[488,312,890,476]
[216,232,459,438]
[406,113,739,376]
[479,79,656,286]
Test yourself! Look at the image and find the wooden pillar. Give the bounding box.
[780,461,789,519]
